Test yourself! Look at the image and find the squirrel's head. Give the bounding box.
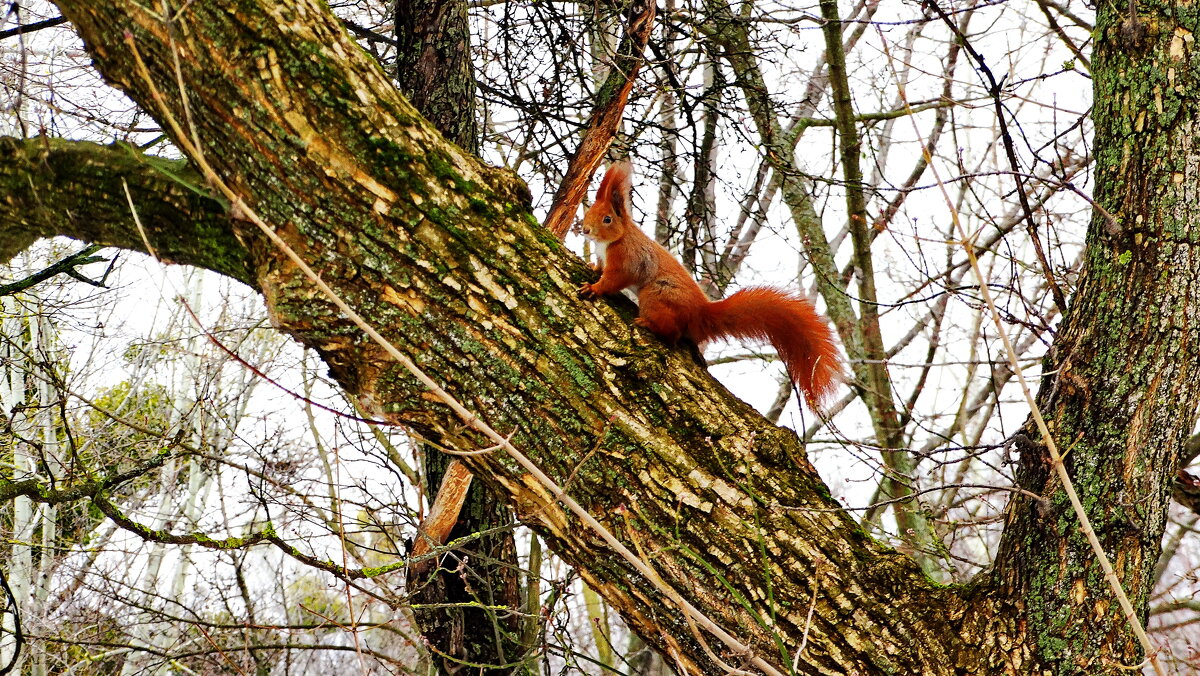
[581,161,633,243]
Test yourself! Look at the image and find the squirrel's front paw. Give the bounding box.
[578,283,597,299]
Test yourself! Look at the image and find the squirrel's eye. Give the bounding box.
[603,216,612,223]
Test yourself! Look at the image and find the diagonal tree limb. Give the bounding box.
[0,244,106,295]
[0,15,68,41]
[0,137,251,285]
[34,0,962,671]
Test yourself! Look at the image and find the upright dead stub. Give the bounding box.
[542,0,654,239]
[407,458,475,572]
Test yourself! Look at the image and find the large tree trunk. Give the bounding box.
[0,0,1196,673]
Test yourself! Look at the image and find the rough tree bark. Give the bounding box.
[0,1,1196,674]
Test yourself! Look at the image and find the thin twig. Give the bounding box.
[0,244,108,296]
[0,15,68,41]
[924,0,1068,314]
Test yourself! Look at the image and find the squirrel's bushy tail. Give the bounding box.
[695,287,843,408]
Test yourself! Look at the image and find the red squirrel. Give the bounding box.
[578,162,844,409]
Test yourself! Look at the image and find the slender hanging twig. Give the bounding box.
[924,0,1069,314]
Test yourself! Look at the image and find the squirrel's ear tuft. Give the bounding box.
[605,161,633,217]
[595,163,619,204]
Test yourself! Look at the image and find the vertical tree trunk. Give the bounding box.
[652,0,680,251]
[409,456,524,673]
[29,312,58,676]
[683,53,722,293]
[2,295,34,676]
[980,3,1200,673]
[395,0,479,155]
[393,3,526,671]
